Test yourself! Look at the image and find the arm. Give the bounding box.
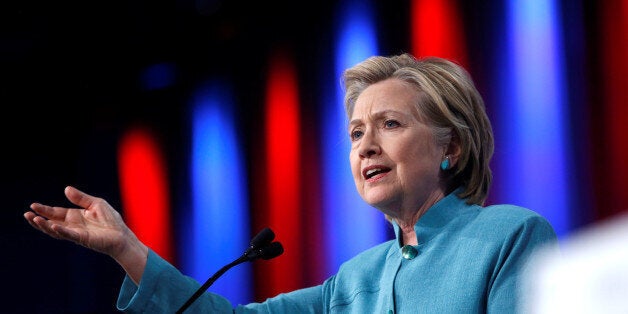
[23,185,148,284]
[487,215,559,312]
[24,186,327,313]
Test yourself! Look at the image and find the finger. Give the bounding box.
[26,208,80,242]
[32,215,83,242]
[65,186,98,210]
[50,224,81,242]
[29,202,68,221]
[24,211,44,231]
[30,216,64,240]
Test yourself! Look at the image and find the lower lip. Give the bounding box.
[365,172,388,183]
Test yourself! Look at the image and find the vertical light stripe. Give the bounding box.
[497,0,570,236]
[118,127,174,262]
[411,0,468,67]
[598,0,628,218]
[323,0,386,278]
[261,51,302,296]
[183,80,251,304]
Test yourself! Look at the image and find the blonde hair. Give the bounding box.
[342,53,494,205]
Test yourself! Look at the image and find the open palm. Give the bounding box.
[24,186,131,258]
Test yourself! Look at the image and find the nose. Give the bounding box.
[358,129,381,158]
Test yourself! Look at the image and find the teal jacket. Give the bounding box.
[117,191,558,313]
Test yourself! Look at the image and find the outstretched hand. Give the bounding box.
[23,186,144,262]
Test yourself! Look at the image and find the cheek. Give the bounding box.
[398,146,440,179]
[349,152,361,177]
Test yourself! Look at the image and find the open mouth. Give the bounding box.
[364,167,391,179]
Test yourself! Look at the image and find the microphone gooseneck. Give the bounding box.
[176,227,284,314]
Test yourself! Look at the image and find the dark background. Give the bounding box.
[2,1,381,312]
[2,0,622,313]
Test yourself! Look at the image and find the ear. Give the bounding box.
[445,132,462,168]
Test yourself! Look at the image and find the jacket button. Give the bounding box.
[401,245,418,260]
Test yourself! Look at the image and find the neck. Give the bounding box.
[400,226,418,245]
[393,190,447,246]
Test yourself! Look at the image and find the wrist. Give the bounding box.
[114,232,149,285]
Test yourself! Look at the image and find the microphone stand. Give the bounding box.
[176,228,283,314]
[175,254,248,314]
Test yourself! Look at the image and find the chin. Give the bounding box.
[363,194,392,209]
[360,185,395,205]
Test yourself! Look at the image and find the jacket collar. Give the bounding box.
[391,187,472,247]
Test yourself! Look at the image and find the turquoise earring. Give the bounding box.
[440,156,450,170]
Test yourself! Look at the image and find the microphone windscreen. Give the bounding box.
[260,242,284,260]
[250,227,275,248]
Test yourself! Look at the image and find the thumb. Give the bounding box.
[64,185,98,209]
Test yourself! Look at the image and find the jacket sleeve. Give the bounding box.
[117,249,233,313]
[117,249,326,313]
[487,214,559,313]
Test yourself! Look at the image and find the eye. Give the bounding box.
[350,129,364,141]
[384,119,400,128]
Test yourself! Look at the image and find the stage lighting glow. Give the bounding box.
[322,0,388,278]
[183,80,252,304]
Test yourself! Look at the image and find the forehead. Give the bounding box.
[351,78,421,118]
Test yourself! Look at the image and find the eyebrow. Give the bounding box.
[348,109,404,127]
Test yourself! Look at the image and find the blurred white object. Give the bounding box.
[520,213,628,314]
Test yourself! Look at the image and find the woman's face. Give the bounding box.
[349,78,446,216]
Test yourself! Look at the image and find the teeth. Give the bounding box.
[366,169,381,177]
[366,169,379,176]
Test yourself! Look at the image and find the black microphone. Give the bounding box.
[245,241,284,261]
[244,227,275,256]
[176,227,284,314]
